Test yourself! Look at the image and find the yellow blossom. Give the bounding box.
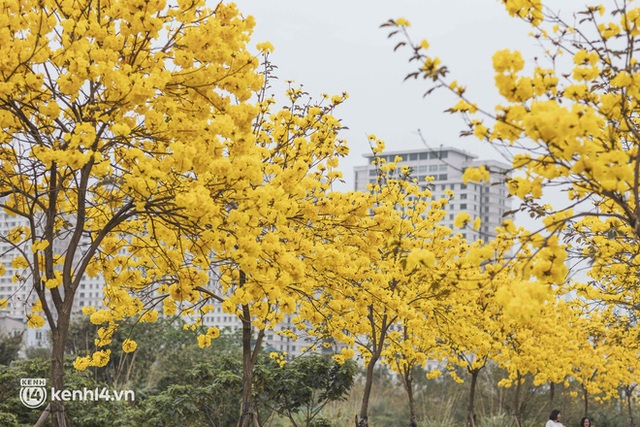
[122,339,137,353]
[27,314,45,328]
[73,356,91,371]
[91,350,111,368]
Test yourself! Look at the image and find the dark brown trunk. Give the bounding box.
[407,375,417,427]
[627,386,636,427]
[466,369,479,427]
[549,382,555,409]
[357,352,380,427]
[513,372,523,427]
[401,365,417,427]
[237,303,259,427]
[33,403,51,427]
[49,313,71,427]
[583,385,589,418]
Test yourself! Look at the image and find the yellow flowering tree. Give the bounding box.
[314,145,493,427]
[564,303,640,418]
[384,0,640,407]
[78,68,353,426]
[0,0,263,425]
[428,228,518,427]
[201,84,350,427]
[385,1,640,308]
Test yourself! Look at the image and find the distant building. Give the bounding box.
[0,211,107,319]
[0,210,318,356]
[354,147,512,240]
[198,280,331,357]
[0,312,48,354]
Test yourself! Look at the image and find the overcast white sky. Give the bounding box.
[232,0,570,192]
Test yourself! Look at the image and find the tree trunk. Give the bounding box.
[401,365,417,427]
[583,384,589,418]
[49,314,70,427]
[357,351,380,427]
[237,303,260,427]
[465,369,480,427]
[627,386,636,427]
[513,372,523,427]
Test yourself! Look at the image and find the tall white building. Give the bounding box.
[0,213,45,319]
[354,147,512,241]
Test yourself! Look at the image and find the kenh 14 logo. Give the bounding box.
[19,378,47,408]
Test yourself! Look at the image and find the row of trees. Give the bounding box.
[382,0,640,425]
[1,318,357,427]
[3,316,638,427]
[2,0,640,426]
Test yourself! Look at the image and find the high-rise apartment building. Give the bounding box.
[354,147,512,240]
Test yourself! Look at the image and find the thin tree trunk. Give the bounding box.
[357,351,380,427]
[583,384,589,418]
[33,403,51,427]
[49,314,70,427]
[401,364,417,427]
[466,369,480,427]
[549,382,555,409]
[627,386,636,427]
[237,303,260,427]
[513,372,523,427]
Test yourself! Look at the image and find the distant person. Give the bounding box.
[546,409,565,427]
[580,417,591,427]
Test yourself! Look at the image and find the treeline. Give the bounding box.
[1,318,356,427]
[1,318,636,427]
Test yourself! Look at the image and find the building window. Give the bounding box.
[441,151,449,158]
[438,174,448,181]
[409,153,418,161]
[460,203,467,210]
[419,152,429,160]
[460,193,467,200]
[439,164,447,171]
